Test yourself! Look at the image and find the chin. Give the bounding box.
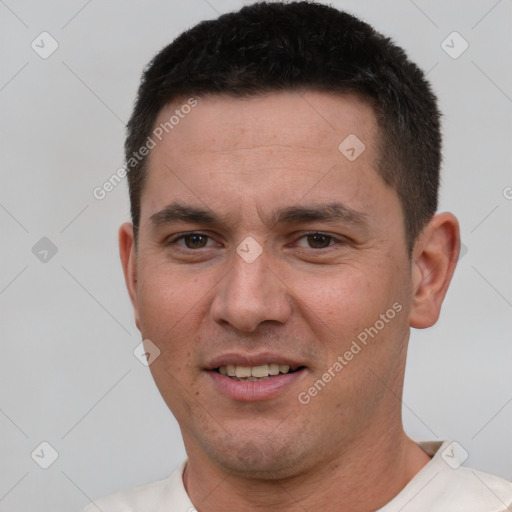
[199,428,315,480]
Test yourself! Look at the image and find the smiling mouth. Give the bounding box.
[213,363,305,381]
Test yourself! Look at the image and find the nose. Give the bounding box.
[210,247,292,332]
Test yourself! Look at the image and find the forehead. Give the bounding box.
[151,91,378,158]
[140,91,398,233]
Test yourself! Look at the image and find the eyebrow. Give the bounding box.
[149,201,370,230]
[271,203,369,228]
[150,203,217,227]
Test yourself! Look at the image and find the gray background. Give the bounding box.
[0,0,511,510]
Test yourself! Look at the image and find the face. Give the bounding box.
[121,91,417,479]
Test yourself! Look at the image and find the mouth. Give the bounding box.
[205,355,307,401]
[213,363,305,381]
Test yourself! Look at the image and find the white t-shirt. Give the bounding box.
[83,441,512,511]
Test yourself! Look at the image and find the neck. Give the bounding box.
[183,426,431,511]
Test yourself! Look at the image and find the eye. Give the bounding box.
[170,232,213,249]
[293,232,339,249]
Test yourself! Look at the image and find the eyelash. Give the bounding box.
[167,231,344,250]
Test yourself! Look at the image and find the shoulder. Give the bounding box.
[82,461,193,512]
[382,441,512,512]
[437,465,512,511]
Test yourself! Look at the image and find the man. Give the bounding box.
[86,1,512,510]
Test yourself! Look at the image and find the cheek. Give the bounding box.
[293,265,389,335]
[138,268,202,411]
[136,264,201,353]
[290,258,408,389]
[137,255,201,310]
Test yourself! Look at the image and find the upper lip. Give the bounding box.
[205,352,306,371]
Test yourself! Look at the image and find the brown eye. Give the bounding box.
[306,233,333,249]
[183,234,208,249]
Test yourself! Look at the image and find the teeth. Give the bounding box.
[251,365,269,378]
[217,363,295,378]
[269,363,280,375]
[235,366,252,378]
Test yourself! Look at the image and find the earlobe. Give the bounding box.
[119,222,141,330]
[409,212,460,329]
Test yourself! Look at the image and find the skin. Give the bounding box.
[119,91,460,511]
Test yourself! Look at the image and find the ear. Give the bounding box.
[409,212,460,329]
[119,222,141,331]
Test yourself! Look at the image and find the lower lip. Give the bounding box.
[206,369,306,402]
